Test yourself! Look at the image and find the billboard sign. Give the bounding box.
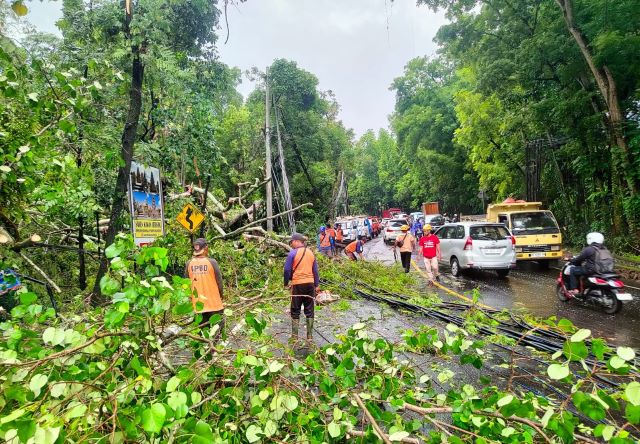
[128,162,165,246]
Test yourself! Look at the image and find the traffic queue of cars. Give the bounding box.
[335,216,382,242]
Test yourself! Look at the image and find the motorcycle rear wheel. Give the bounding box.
[602,290,622,315]
[556,283,570,302]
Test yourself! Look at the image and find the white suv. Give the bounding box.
[434,223,516,277]
[383,218,409,244]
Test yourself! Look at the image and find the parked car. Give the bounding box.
[336,218,357,242]
[424,214,445,230]
[383,218,409,244]
[433,223,516,277]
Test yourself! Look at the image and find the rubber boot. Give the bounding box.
[290,318,300,343]
[306,317,314,341]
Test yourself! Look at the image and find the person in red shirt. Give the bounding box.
[418,224,441,283]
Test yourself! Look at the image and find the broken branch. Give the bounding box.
[213,203,312,240]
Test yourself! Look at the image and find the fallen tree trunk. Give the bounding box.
[213,203,312,240]
[223,200,263,229]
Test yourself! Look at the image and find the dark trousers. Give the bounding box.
[400,252,412,273]
[200,309,225,339]
[569,266,586,290]
[290,283,316,319]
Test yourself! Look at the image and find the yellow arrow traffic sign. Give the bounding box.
[176,203,205,233]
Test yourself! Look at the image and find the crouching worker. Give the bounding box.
[344,236,365,261]
[284,233,320,343]
[186,238,225,341]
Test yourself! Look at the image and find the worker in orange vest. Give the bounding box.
[284,233,320,342]
[344,236,366,261]
[185,238,224,339]
[318,226,332,256]
[325,223,337,256]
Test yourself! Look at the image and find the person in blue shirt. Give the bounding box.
[412,219,423,238]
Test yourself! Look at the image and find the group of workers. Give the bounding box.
[183,218,443,347]
[317,222,366,261]
[185,235,321,344]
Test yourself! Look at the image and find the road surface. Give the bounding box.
[363,236,640,348]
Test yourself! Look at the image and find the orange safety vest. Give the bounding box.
[187,257,223,312]
[291,247,316,285]
[345,240,359,254]
[319,231,331,248]
[336,228,344,242]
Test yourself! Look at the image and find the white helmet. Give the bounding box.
[586,232,604,245]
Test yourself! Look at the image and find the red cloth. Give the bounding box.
[419,234,440,259]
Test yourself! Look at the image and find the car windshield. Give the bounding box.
[390,220,407,228]
[429,216,444,225]
[510,212,559,235]
[470,225,510,241]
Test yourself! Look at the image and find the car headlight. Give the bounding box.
[551,245,561,251]
[515,247,523,253]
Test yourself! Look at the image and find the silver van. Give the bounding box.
[434,223,517,277]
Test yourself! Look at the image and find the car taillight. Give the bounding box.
[464,237,473,250]
[510,236,516,246]
[386,228,393,232]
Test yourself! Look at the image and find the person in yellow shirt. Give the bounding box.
[185,238,224,338]
[394,225,416,273]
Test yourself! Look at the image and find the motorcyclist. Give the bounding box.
[568,232,609,295]
[412,219,423,238]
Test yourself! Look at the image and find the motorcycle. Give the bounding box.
[556,262,633,314]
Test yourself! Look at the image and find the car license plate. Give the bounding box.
[616,293,633,301]
[485,248,502,254]
[530,252,546,258]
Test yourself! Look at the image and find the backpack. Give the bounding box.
[593,245,615,274]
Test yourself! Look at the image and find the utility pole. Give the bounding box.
[265,67,273,232]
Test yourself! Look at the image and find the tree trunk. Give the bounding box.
[555,0,638,200]
[91,45,144,304]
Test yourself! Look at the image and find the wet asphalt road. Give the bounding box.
[364,236,640,348]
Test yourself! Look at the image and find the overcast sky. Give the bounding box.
[22,0,447,137]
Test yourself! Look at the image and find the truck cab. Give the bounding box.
[487,202,563,264]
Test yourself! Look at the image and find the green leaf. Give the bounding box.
[497,394,514,407]
[626,382,640,406]
[191,392,202,405]
[167,391,187,411]
[27,92,38,102]
[352,322,366,330]
[33,426,60,444]
[283,394,298,411]
[591,339,607,360]
[547,364,570,380]
[327,421,341,438]
[264,419,277,438]
[389,431,410,441]
[29,374,48,398]
[0,408,26,424]
[625,404,640,424]
[617,346,636,362]
[166,376,180,392]
[11,1,28,16]
[141,403,166,434]
[243,355,259,366]
[104,243,122,259]
[245,424,262,443]
[19,292,37,305]
[610,356,627,369]
[269,360,285,373]
[570,329,591,342]
[64,403,87,421]
[193,421,214,444]
[601,425,615,441]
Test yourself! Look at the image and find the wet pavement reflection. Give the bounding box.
[363,237,640,348]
